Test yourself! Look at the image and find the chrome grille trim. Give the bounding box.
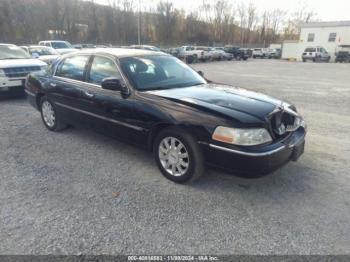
[3,66,41,78]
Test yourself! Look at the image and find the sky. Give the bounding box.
[94,0,350,21]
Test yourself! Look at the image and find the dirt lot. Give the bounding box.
[0,60,349,254]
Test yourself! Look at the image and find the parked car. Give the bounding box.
[267,48,282,59]
[178,46,207,62]
[25,48,306,183]
[0,44,47,97]
[193,46,212,61]
[302,46,330,62]
[168,47,181,58]
[73,44,97,49]
[38,40,77,55]
[252,48,268,58]
[21,45,60,65]
[72,44,83,49]
[239,48,253,58]
[224,46,249,60]
[212,47,233,60]
[130,45,161,52]
[335,45,350,63]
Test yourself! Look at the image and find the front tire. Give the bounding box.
[40,96,67,132]
[154,127,204,183]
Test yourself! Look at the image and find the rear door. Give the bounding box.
[48,54,91,124]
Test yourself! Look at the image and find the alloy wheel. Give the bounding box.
[42,101,55,127]
[158,137,189,177]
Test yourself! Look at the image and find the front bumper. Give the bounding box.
[202,127,306,178]
[0,77,26,98]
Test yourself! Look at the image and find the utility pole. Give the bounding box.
[137,0,141,45]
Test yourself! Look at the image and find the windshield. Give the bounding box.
[29,46,59,56]
[51,42,72,49]
[119,55,206,91]
[0,45,31,59]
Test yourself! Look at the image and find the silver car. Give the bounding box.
[302,46,331,62]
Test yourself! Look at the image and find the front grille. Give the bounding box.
[3,66,41,78]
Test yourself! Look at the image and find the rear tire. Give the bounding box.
[153,127,204,183]
[40,96,68,132]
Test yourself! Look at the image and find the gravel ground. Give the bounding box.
[0,60,350,255]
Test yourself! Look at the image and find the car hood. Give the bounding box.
[0,59,47,69]
[145,84,285,121]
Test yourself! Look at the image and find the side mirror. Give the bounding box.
[197,70,204,77]
[101,77,130,96]
[31,52,40,59]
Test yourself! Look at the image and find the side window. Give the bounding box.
[307,33,315,42]
[88,56,121,85]
[55,55,90,81]
[45,43,51,47]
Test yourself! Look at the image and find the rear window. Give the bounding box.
[305,48,316,52]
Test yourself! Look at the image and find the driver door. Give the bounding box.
[80,55,144,145]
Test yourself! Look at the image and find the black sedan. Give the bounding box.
[25,48,306,183]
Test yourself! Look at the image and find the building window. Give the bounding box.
[307,33,315,42]
[328,32,337,42]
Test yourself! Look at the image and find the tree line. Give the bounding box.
[0,0,316,47]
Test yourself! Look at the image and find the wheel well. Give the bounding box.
[36,93,45,109]
[148,123,174,151]
[148,124,206,152]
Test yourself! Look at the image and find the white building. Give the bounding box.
[282,21,350,61]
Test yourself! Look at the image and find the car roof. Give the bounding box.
[65,48,167,58]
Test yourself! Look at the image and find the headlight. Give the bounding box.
[0,69,5,77]
[212,126,272,146]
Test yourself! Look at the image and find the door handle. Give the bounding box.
[83,91,94,98]
[49,82,57,87]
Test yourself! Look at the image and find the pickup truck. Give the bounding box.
[224,46,249,60]
[178,46,207,62]
[335,45,350,63]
